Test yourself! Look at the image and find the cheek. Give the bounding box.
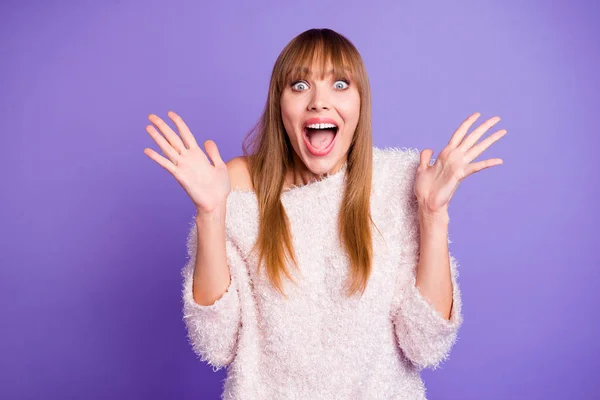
[280,101,303,146]
[280,96,303,125]
[339,96,361,124]
[280,99,294,132]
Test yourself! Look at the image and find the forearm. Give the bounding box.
[192,202,231,306]
[414,208,453,320]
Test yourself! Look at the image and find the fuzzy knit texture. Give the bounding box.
[181,146,463,399]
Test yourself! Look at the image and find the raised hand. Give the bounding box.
[143,111,231,214]
[414,112,507,216]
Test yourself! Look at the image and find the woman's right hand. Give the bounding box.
[143,111,231,214]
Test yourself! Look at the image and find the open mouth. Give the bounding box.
[303,125,338,151]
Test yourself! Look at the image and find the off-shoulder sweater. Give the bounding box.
[181,146,463,399]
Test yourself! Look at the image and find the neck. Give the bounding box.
[284,152,347,189]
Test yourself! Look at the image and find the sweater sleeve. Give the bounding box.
[387,148,464,371]
[181,218,242,372]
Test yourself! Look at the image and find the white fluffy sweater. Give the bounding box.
[181,146,463,399]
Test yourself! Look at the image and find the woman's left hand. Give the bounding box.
[414,112,507,217]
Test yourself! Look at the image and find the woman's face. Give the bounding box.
[280,63,360,179]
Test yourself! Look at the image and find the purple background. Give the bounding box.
[2,0,598,399]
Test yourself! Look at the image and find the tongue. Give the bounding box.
[307,129,335,149]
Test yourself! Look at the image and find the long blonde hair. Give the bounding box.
[241,28,378,298]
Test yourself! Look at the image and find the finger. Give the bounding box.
[465,129,507,163]
[459,116,501,151]
[204,140,225,167]
[167,111,199,150]
[419,148,434,169]
[146,124,181,163]
[144,147,178,175]
[148,114,186,154]
[464,158,503,176]
[448,112,481,149]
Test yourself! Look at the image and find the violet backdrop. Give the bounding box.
[1,0,598,399]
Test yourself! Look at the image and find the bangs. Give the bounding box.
[278,34,360,89]
[284,63,354,85]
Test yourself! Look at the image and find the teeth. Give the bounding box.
[305,123,337,130]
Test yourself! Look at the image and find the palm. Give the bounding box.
[414,160,460,214]
[177,148,231,212]
[143,111,231,213]
[414,112,507,215]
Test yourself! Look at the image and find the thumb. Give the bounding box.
[204,140,225,167]
[419,148,434,169]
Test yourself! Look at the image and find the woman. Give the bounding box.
[144,28,505,399]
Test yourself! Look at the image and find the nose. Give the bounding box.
[307,85,330,111]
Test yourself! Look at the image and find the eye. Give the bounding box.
[291,81,309,91]
[291,79,350,91]
[334,79,350,90]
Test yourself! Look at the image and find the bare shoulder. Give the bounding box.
[226,156,254,191]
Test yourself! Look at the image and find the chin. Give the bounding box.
[302,153,341,174]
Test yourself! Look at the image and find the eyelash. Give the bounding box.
[291,79,351,91]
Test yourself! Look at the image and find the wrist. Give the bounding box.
[418,206,450,226]
[196,203,227,222]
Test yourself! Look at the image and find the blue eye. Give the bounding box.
[290,79,350,91]
[291,81,309,91]
[334,80,350,89]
